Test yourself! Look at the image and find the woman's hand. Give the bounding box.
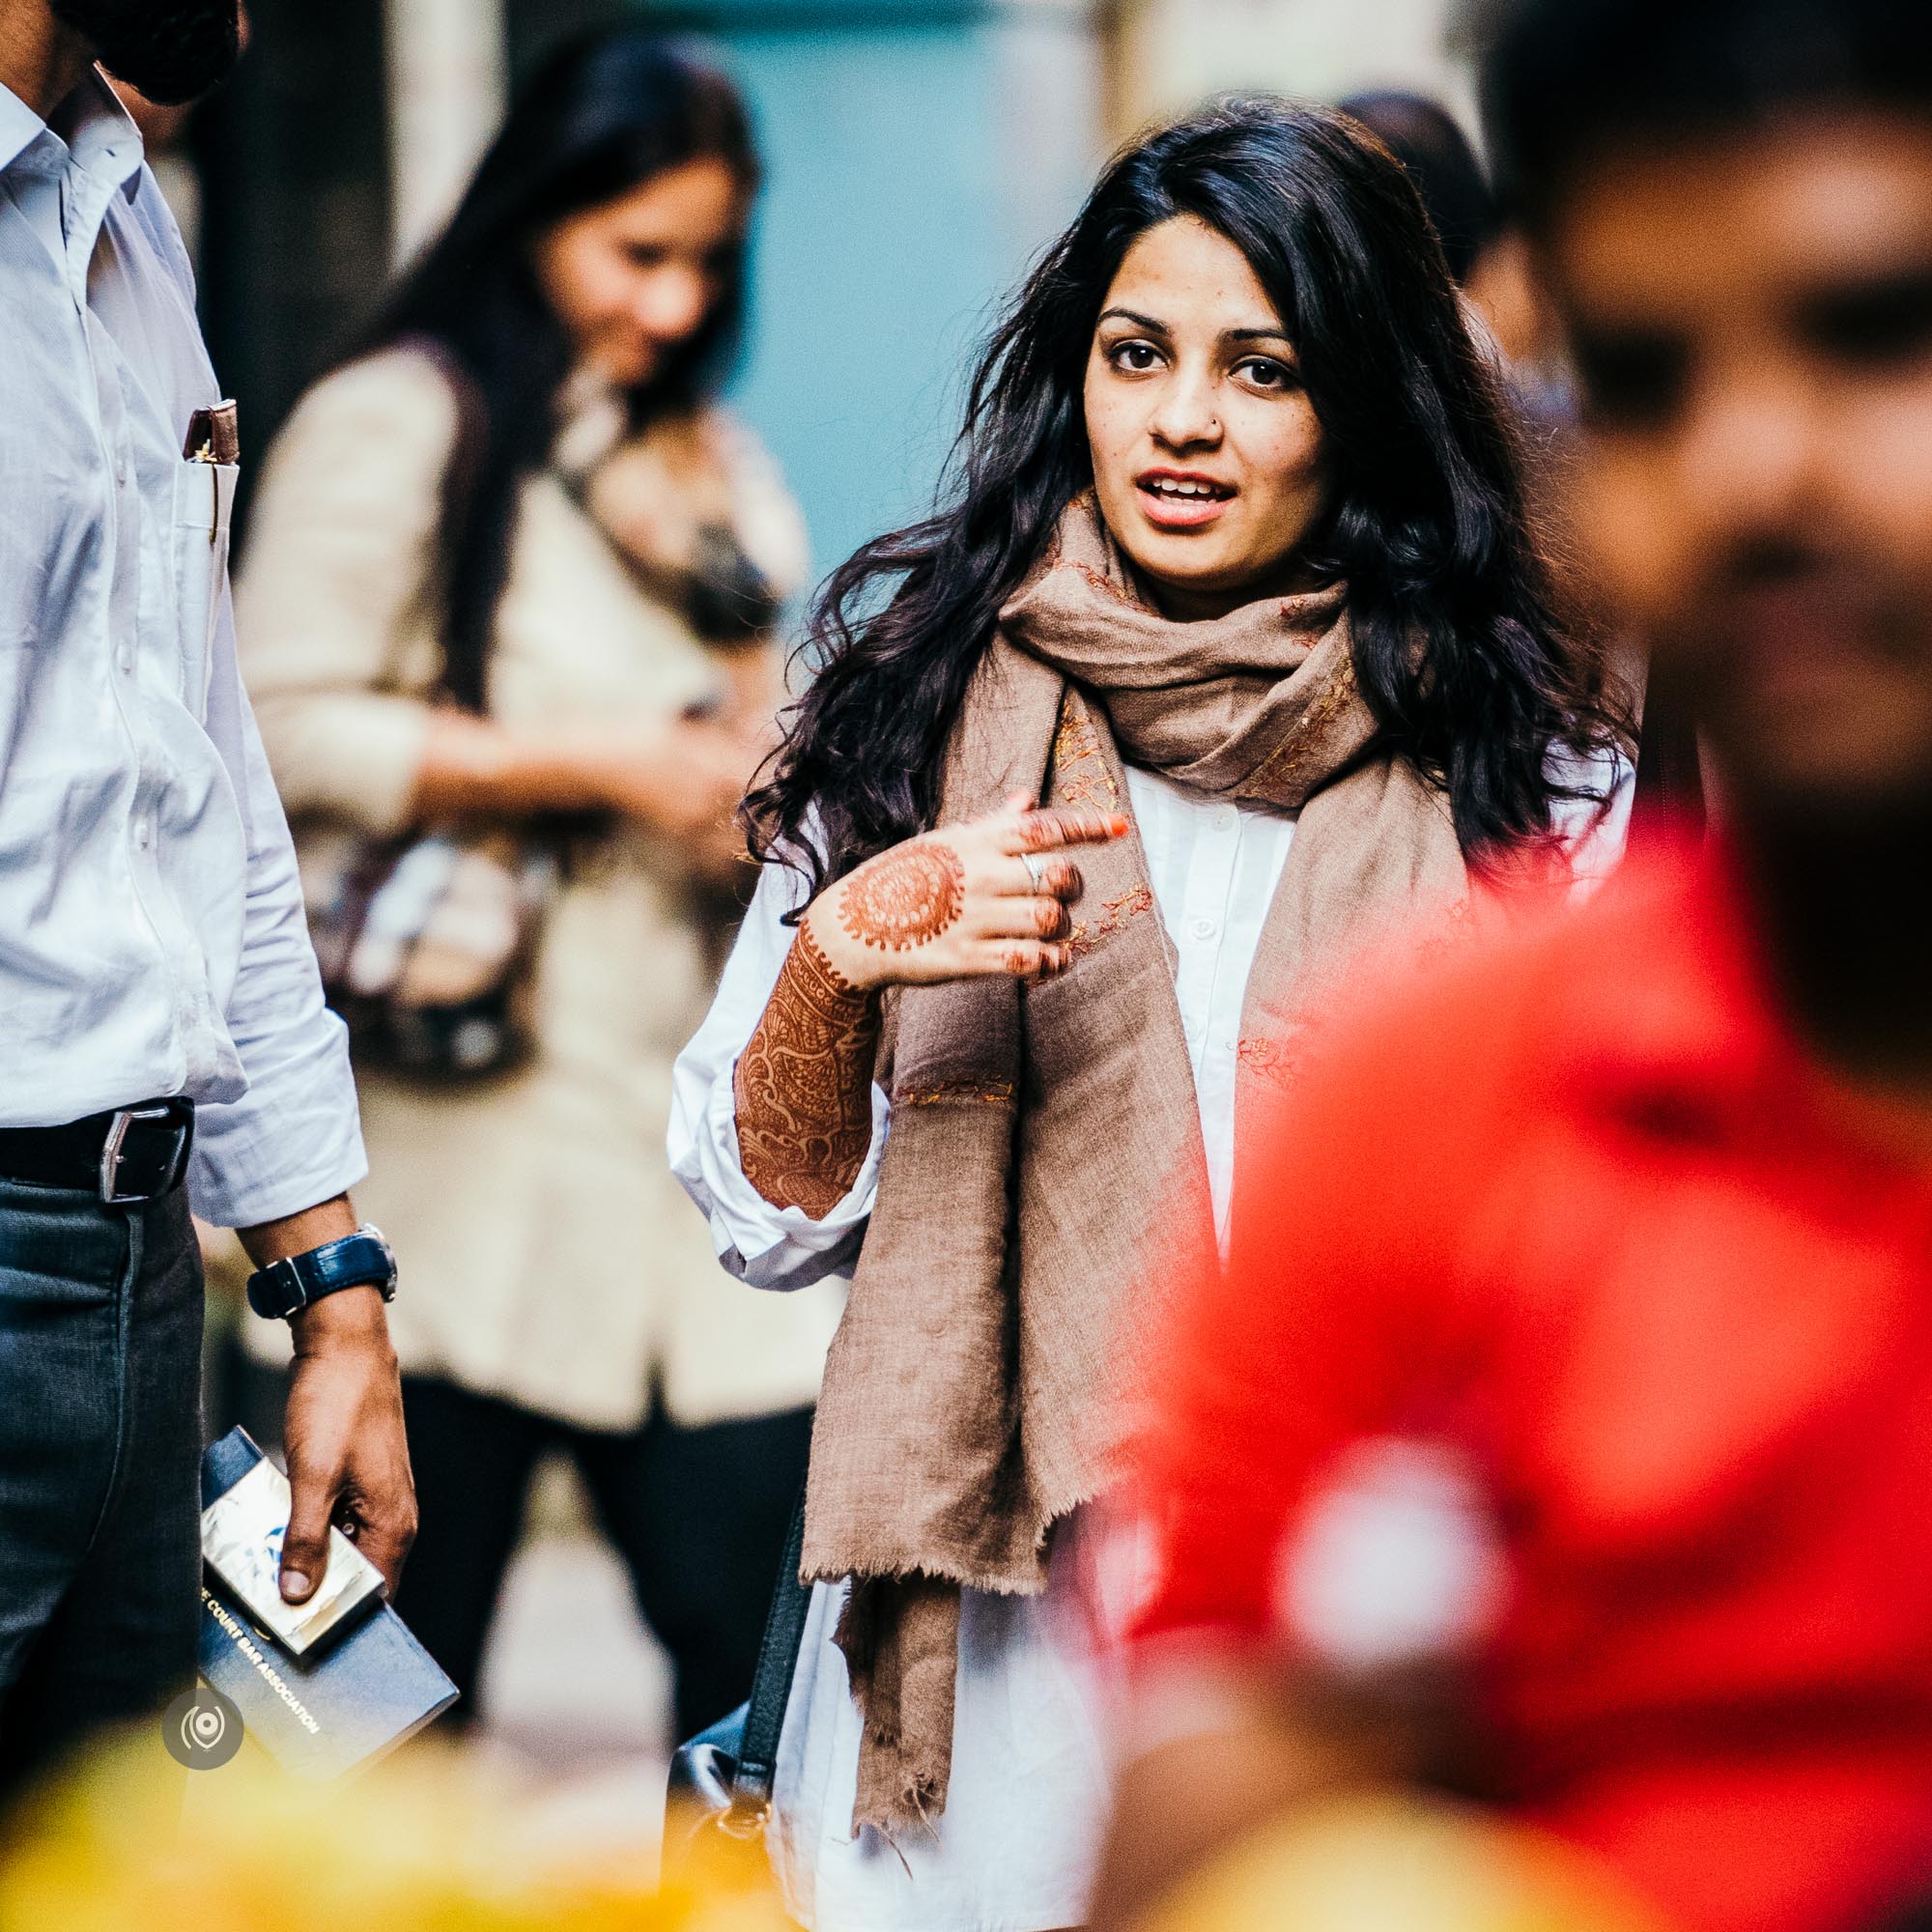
[589,714,757,842]
[803,795,1128,993]
[412,710,763,886]
[413,709,757,852]
[733,796,1126,1216]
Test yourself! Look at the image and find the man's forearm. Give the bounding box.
[241,1191,414,1599]
[238,1192,357,1268]
[238,1194,393,1351]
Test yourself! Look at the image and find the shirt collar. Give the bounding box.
[0,74,43,173]
[0,64,145,196]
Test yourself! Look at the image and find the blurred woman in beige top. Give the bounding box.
[234,29,838,1742]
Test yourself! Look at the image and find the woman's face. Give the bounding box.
[1084,215,1329,618]
[534,156,745,389]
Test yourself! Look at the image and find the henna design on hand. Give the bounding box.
[1006,942,1069,979]
[838,841,966,952]
[735,923,881,1219]
[1015,808,1127,853]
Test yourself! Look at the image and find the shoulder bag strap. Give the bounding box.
[727,1487,813,1822]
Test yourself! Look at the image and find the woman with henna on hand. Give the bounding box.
[668,99,1632,1932]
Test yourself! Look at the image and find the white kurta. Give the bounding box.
[667,757,1632,1931]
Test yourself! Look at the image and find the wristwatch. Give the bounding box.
[245,1223,398,1321]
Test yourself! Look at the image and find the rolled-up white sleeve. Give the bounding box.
[188,654,366,1230]
[668,851,885,1291]
[1549,739,1636,897]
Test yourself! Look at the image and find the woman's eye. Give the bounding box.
[1108,341,1164,374]
[1236,357,1297,392]
[625,243,670,270]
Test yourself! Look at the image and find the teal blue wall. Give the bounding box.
[642,2,1104,592]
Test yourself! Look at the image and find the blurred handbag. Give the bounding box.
[301,822,559,1081]
[665,1491,812,1870]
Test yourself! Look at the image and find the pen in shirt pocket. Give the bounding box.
[184,400,241,466]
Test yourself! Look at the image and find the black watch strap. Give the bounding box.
[246,1224,397,1321]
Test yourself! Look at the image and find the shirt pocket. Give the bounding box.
[172,457,238,722]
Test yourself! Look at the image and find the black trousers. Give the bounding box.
[0,1177,204,1797]
[394,1373,811,1745]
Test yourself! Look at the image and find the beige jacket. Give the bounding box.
[234,347,838,1431]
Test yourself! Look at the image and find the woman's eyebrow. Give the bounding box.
[1096,307,1294,349]
[1096,305,1168,333]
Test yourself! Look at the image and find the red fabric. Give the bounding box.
[1130,846,1932,1932]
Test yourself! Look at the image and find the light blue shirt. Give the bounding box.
[0,70,364,1226]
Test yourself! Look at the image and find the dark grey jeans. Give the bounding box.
[0,1175,204,1793]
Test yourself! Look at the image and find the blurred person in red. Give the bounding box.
[1094,3,1932,1931]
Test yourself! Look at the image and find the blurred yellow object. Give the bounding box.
[1139,1796,1673,1932]
[0,1730,788,1932]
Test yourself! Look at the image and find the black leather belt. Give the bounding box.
[0,1098,195,1205]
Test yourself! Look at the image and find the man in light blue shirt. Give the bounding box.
[0,0,414,1782]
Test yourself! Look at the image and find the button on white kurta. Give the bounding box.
[1212,804,1238,832]
[132,816,151,850]
[1190,915,1217,939]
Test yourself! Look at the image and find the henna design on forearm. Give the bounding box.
[838,841,966,952]
[735,923,882,1219]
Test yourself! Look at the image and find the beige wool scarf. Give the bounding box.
[800,495,1470,1835]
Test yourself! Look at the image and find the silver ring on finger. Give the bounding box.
[1021,851,1046,891]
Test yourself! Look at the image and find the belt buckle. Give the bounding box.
[99,1100,194,1206]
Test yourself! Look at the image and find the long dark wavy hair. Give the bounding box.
[343,30,757,713]
[747,98,1623,902]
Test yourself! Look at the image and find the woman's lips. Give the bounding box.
[1136,472,1236,531]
